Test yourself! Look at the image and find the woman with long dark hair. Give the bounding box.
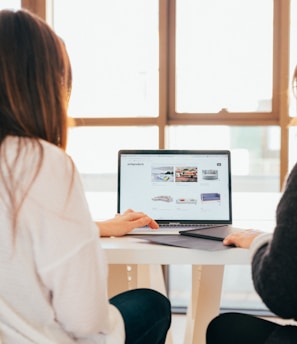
[0,9,170,343]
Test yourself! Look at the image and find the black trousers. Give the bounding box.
[206,312,280,344]
[110,288,171,344]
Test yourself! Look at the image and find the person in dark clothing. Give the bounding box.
[206,67,297,344]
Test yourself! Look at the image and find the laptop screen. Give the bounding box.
[117,150,232,225]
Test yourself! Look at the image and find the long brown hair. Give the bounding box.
[0,9,72,148]
[0,9,73,233]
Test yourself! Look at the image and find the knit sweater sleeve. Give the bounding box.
[251,163,297,320]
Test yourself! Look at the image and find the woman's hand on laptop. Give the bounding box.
[223,229,263,248]
[96,209,159,237]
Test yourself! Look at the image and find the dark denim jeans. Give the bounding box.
[110,288,171,344]
[206,312,280,344]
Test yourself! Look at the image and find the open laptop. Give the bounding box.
[117,149,241,239]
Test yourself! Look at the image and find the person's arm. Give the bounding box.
[222,164,297,319]
[251,164,297,319]
[96,209,159,237]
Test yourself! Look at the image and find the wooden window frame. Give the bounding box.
[22,0,292,189]
[167,0,287,126]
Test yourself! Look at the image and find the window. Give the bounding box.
[24,0,294,314]
[53,0,159,118]
[167,125,280,192]
[51,0,289,312]
[0,0,20,10]
[174,0,273,114]
[67,126,158,192]
[49,0,288,193]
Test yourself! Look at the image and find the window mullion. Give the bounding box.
[22,0,46,19]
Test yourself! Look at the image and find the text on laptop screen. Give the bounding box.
[118,150,232,224]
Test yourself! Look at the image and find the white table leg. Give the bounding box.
[128,264,167,295]
[184,265,224,344]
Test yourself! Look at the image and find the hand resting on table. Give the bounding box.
[223,229,264,249]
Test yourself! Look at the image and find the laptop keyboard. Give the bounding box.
[131,223,218,233]
[159,223,215,229]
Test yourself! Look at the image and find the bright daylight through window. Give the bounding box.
[175,0,273,113]
[50,0,292,314]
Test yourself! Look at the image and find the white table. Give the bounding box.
[87,191,280,344]
[101,236,249,344]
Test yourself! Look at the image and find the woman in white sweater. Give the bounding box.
[0,9,171,344]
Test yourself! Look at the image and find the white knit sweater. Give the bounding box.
[0,136,124,343]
